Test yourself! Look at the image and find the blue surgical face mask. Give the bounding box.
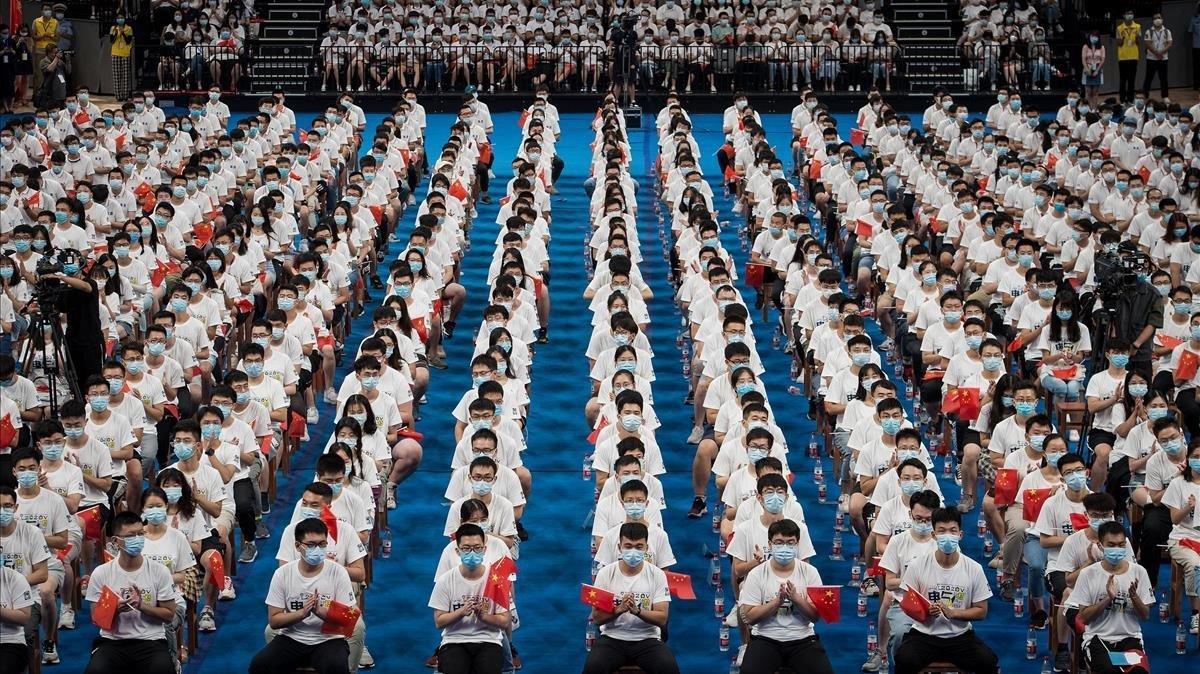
[302,545,327,565]
[620,548,645,567]
[620,414,642,432]
[1127,383,1148,398]
[89,396,109,413]
[0,507,13,526]
[881,418,902,435]
[900,479,923,496]
[762,492,786,514]
[624,502,647,520]
[935,534,960,554]
[1102,547,1127,565]
[122,535,145,557]
[1015,401,1037,416]
[15,470,38,488]
[41,442,65,461]
[1064,471,1088,491]
[982,356,1003,372]
[164,487,183,503]
[1162,438,1184,455]
[174,442,196,461]
[471,480,493,496]
[1147,407,1171,421]
[736,382,756,396]
[770,544,797,564]
[1110,354,1130,368]
[911,520,933,536]
[143,506,168,525]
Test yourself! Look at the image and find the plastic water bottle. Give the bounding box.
[718,623,730,651]
[1040,656,1052,673]
[1160,592,1171,623]
[714,585,726,618]
[850,563,862,587]
[729,656,741,674]
[808,435,819,458]
[712,511,721,534]
[787,385,803,396]
[943,453,954,478]
[813,462,824,483]
[381,526,392,559]
[1026,628,1037,660]
[582,454,592,480]
[857,588,868,617]
[718,533,727,557]
[1177,621,1187,654]
[835,511,846,532]
[1014,587,1026,618]
[831,531,844,560]
[818,483,828,504]
[586,617,596,651]
[977,515,987,537]
[983,531,994,556]
[710,557,721,587]
[866,620,878,654]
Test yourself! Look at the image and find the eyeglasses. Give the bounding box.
[298,541,327,550]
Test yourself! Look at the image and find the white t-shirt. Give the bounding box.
[879,530,937,599]
[1064,560,1154,646]
[1161,476,1200,543]
[264,560,357,645]
[0,567,34,645]
[592,561,671,642]
[1033,490,1089,565]
[428,565,509,646]
[84,557,176,640]
[900,551,993,638]
[738,559,824,641]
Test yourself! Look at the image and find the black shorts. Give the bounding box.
[200,530,224,555]
[960,429,982,447]
[1087,429,1117,451]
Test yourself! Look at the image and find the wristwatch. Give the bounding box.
[205,448,215,457]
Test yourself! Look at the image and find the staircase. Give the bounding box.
[886,0,965,93]
[248,0,325,93]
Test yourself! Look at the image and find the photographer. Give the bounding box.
[35,43,68,108]
[1092,250,1163,375]
[33,249,102,394]
[609,17,638,105]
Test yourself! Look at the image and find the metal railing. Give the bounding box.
[134,41,1076,95]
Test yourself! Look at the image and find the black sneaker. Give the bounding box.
[687,496,707,519]
[536,328,548,344]
[443,321,456,340]
[260,493,270,514]
[1053,647,1071,672]
[1030,609,1048,630]
[516,521,529,542]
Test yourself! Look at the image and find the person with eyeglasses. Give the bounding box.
[249,517,355,674]
[429,522,512,674]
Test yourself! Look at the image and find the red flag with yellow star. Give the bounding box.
[321,600,362,638]
[580,583,616,613]
[482,556,517,608]
[806,585,841,623]
[91,586,119,630]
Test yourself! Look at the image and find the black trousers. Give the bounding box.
[741,634,835,674]
[582,635,679,674]
[248,634,349,674]
[1174,388,1200,438]
[438,641,504,674]
[894,629,998,674]
[0,643,28,673]
[1194,48,1200,88]
[232,477,257,543]
[1118,59,1138,102]
[84,637,174,674]
[1142,60,1169,99]
[1085,636,1147,674]
[1137,503,1171,588]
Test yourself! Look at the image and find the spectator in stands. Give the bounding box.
[52,4,72,58]
[107,16,135,101]
[30,3,56,91]
[34,43,67,109]
[1116,10,1141,103]
[1142,13,1172,99]
[1081,31,1104,107]
[0,24,17,114]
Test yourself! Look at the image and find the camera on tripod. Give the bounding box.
[1094,241,1149,305]
[33,249,80,306]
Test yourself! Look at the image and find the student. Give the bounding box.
[894,508,998,674]
[83,511,177,674]
[738,518,835,674]
[583,522,678,674]
[428,523,511,674]
[0,562,34,674]
[249,518,356,674]
[1064,521,1153,674]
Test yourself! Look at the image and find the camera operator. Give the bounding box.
[1092,250,1163,374]
[608,17,638,106]
[34,249,102,394]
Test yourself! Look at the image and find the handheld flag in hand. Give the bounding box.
[993,468,1019,507]
[92,586,119,630]
[1022,488,1052,522]
[899,587,931,622]
[580,584,616,612]
[1068,512,1090,533]
[320,506,339,544]
[321,600,361,638]
[483,557,517,608]
[806,585,841,623]
[208,551,226,589]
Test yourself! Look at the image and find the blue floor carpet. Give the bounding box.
[48,111,1192,673]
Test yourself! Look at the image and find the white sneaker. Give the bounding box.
[219,577,236,601]
[686,425,703,444]
[360,645,376,669]
[736,643,747,665]
[1191,613,1199,634]
[324,388,338,405]
[198,607,217,632]
[307,407,319,424]
[59,606,75,630]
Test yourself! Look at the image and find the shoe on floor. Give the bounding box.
[956,494,975,513]
[324,388,338,405]
[239,541,258,564]
[1030,609,1048,630]
[255,521,270,539]
[861,649,884,672]
[1053,647,1071,672]
[198,607,217,632]
[687,496,707,519]
[686,425,703,444]
[219,577,236,601]
[1191,612,1199,634]
[516,521,529,542]
[999,578,1014,602]
[307,407,319,424]
[425,654,438,669]
[359,645,375,668]
[861,577,880,597]
[427,356,448,370]
[42,640,59,664]
[59,606,75,630]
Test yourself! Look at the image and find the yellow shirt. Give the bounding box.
[1116,21,1140,61]
[110,26,133,58]
[32,17,58,50]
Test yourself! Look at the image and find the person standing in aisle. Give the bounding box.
[1115,11,1141,103]
[1142,12,1172,99]
[108,16,134,101]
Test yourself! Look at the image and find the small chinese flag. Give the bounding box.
[723,164,737,182]
[664,571,696,600]
[1158,334,1184,350]
[1177,350,1200,382]
[321,600,361,638]
[978,175,990,193]
[1138,166,1151,184]
[1022,488,1052,522]
[77,506,103,541]
[193,222,214,247]
[850,128,865,146]
[92,585,119,630]
[587,416,609,444]
[1068,512,1090,533]
[483,556,517,608]
[208,551,226,589]
[808,158,824,180]
[855,219,874,239]
[449,180,468,201]
[993,468,1019,507]
[0,414,15,447]
[56,543,73,561]
[929,218,946,234]
[479,143,493,165]
[74,110,91,127]
[744,262,766,289]
[368,204,383,225]
[899,586,931,623]
[517,109,529,128]
[1045,153,1058,172]
[806,585,841,623]
[580,584,616,612]
[259,435,272,457]
[866,555,884,579]
[320,506,339,544]
[1051,365,1079,380]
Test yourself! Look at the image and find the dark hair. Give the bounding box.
[767,518,801,541]
[111,511,143,535]
[931,507,961,528]
[618,521,649,544]
[294,517,329,542]
[910,490,941,512]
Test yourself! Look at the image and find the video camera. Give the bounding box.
[1094,241,1150,306]
[33,248,81,308]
